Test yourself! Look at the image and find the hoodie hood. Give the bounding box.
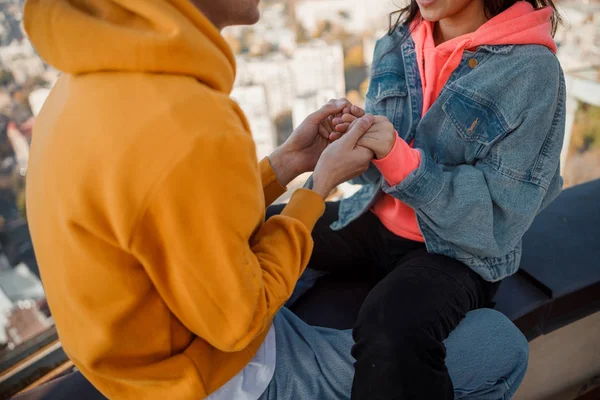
[24,0,235,93]
[412,1,557,114]
[435,1,556,55]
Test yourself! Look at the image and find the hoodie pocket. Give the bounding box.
[439,89,510,164]
[365,71,408,131]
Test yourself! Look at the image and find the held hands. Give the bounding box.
[269,98,364,186]
[312,115,376,199]
[268,99,379,199]
[332,111,396,160]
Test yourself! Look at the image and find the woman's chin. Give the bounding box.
[419,9,445,22]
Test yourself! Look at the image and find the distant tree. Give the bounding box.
[0,70,14,87]
[10,164,26,219]
[26,75,48,89]
[10,90,33,124]
[345,90,364,109]
[563,148,600,188]
[274,110,293,146]
[338,10,351,20]
[570,103,600,153]
[313,20,333,38]
[322,24,353,45]
[11,167,25,196]
[0,114,14,160]
[344,44,364,69]
[345,65,368,94]
[16,189,25,219]
[240,28,256,54]
[250,41,274,57]
[296,23,310,44]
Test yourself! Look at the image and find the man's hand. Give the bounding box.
[312,114,376,199]
[329,104,365,140]
[332,112,396,160]
[268,99,363,186]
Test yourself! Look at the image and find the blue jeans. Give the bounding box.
[266,203,527,398]
[260,307,527,400]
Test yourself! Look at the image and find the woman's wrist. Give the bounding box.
[375,133,398,160]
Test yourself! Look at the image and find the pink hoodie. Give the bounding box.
[371,1,556,242]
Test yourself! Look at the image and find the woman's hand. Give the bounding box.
[332,111,396,160]
[268,99,363,186]
[356,116,397,159]
[312,115,375,199]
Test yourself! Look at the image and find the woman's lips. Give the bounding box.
[416,0,437,7]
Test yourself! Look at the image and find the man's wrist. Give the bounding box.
[268,146,300,186]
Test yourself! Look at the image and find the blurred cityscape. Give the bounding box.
[0,0,596,365]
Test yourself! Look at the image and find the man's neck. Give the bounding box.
[190,0,224,31]
[434,1,488,45]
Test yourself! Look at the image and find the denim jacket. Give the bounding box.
[313,26,566,282]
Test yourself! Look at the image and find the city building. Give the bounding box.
[28,87,50,117]
[224,3,296,55]
[295,0,363,33]
[555,1,600,172]
[292,89,337,129]
[294,0,396,34]
[0,262,45,302]
[6,120,27,170]
[0,39,45,85]
[235,54,296,119]
[0,284,13,346]
[0,0,25,47]
[252,3,296,54]
[292,40,345,97]
[4,299,52,349]
[0,89,11,112]
[231,85,277,160]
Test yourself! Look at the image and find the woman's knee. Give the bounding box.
[446,309,529,399]
[466,309,529,375]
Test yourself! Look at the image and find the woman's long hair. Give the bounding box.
[389,0,561,35]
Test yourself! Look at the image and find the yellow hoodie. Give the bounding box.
[24,0,325,398]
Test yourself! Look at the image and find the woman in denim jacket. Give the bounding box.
[282,0,565,398]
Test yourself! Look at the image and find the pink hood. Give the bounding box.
[412,1,557,113]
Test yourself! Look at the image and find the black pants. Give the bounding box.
[267,202,499,400]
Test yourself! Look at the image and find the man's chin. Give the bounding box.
[229,9,260,27]
[245,9,261,25]
[248,9,260,25]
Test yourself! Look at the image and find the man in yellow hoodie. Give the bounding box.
[24,0,529,399]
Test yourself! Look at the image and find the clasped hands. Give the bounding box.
[268,98,396,199]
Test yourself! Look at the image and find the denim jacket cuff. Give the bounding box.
[381,150,444,209]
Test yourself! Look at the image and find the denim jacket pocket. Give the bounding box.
[365,71,408,130]
[439,89,511,164]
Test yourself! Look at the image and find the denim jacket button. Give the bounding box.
[468,58,479,68]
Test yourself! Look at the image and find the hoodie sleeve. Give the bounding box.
[130,130,324,352]
[259,157,287,206]
[372,135,422,186]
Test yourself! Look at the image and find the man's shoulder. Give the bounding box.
[140,74,249,140]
